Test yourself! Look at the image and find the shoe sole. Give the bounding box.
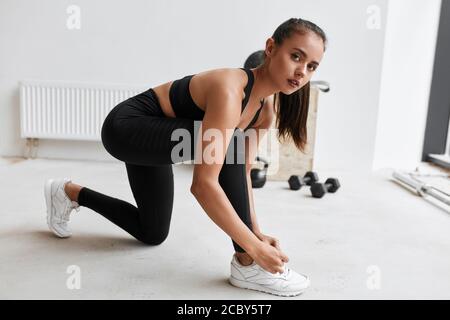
[44,179,70,238]
[229,275,310,297]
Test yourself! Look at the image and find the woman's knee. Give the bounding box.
[138,230,169,246]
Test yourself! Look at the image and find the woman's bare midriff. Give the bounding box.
[151,68,261,130]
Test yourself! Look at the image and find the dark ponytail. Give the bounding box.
[270,18,327,153]
[273,81,311,152]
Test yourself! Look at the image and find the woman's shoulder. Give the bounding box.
[194,67,248,98]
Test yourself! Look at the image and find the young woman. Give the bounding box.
[44,18,326,297]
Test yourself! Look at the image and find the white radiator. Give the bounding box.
[20,80,148,142]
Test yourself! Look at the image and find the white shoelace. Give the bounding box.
[63,202,80,221]
[278,267,290,280]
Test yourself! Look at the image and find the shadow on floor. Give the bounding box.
[0,229,159,254]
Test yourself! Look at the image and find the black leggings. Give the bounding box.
[77,88,253,252]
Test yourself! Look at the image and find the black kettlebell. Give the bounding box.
[250,156,269,188]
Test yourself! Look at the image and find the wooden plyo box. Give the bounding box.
[253,86,319,181]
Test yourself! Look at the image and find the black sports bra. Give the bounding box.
[168,68,264,131]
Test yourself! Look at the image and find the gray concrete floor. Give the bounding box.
[1,157,449,299]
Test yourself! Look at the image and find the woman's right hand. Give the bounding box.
[249,241,289,274]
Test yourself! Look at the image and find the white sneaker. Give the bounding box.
[44,178,80,238]
[229,253,310,297]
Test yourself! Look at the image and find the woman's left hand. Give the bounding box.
[254,231,289,263]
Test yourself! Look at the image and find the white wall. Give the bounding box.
[372,0,442,171]
[0,0,397,172]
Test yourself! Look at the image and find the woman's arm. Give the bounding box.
[190,80,261,255]
[245,98,275,235]
[191,89,287,273]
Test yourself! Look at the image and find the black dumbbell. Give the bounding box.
[310,178,341,198]
[288,171,319,190]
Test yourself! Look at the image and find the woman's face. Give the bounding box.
[266,31,325,94]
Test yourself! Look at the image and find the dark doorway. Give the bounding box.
[423,0,450,168]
